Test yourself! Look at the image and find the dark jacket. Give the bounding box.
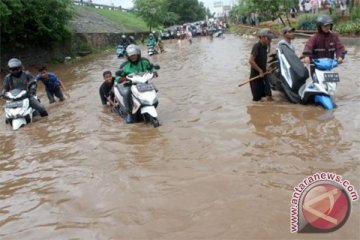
[303,32,345,60]
[250,41,268,78]
[99,77,115,105]
[2,71,35,95]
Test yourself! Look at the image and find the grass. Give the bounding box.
[83,6,148,32]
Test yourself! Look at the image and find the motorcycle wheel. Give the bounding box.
[25,114,32,123]
[149,115,160,128]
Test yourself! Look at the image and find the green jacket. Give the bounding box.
[147,38,157,46]
[115,57,156,84]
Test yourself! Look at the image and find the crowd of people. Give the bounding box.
[298,0,348,16]
[1,14,346,125]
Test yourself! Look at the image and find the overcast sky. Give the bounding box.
[90,0,235,13]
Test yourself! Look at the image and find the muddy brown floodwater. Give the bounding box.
[0,34,359,239]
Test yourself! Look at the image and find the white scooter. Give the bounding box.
[113,67,160,127]
[270,44,342,109]
[147,44,158,56]
[3,89,37,130]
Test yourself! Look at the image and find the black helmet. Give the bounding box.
[317,15,333,31]
[125,44,141,61]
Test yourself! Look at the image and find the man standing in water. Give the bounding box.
[278,26,296,52]
[248,28,274,101]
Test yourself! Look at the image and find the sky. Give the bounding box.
[89,0,235,13]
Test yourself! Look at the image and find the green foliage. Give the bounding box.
[351,4,360,20]
[167,0,206,23]
[230,0,294,22]
[134,0,169,30]
[0,0,74,49]
[334,19,360,34]
[134,0,207,29]
[297,13,318,30]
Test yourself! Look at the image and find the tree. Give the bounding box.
[230,0,294,24]
[167,0,206,23]
[133,0,169,30]
[0,0,74,49]
[134,0,208,28]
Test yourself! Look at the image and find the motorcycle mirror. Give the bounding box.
[115,70,122,76]
[153,64,160,70]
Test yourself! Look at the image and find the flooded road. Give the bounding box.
[0,35,359,239]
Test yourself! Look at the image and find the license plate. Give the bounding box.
[137,83,154,92]
[6,101,23,108]
[324,73,340,82]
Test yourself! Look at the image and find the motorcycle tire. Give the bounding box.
[25,114,31,123]
[149,115,160,128]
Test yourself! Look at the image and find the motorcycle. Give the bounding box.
[113,65,161,127]
[147,44,158,56]
[116,44,126,58]
[269,44,341,110]
[2,89,38,130]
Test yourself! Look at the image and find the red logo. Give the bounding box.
[300,183,350,232]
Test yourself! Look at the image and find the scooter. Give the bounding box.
[147,44,158,56]
[2,89,38,130]
[116,45,126,58]
[269,44,341,110]
[113,66,160,127]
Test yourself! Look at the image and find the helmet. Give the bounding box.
[317,15,333,31]
[8,58,22,69]
[8,58,22,76]
[149,33,154,39]
[126,44,141,59]
[129,36,135,41]
[258,28,274,39]
[122,34,126,39]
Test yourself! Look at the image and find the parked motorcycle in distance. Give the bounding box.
[116,45,126,58]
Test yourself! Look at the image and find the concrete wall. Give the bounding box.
[75,32,148,48]
[1,32,148,74]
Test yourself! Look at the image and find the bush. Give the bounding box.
[333,19,360,34]
[297,14,318,30]
[351,4,360,20]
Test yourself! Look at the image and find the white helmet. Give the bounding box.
[126,44,141,58]
[8,58,22,69]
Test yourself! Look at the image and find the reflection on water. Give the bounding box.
[0,35,359,239]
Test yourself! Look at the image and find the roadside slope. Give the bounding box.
[69,6,147,33]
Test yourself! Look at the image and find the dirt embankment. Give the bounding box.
[69,7,135,33]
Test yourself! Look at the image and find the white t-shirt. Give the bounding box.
[278,39,295,52]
